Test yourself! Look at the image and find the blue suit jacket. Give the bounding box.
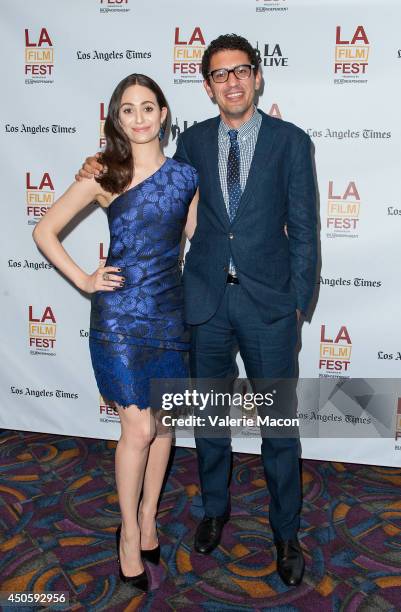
[174,109,317,325]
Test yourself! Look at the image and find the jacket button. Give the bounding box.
[228,233,234,239]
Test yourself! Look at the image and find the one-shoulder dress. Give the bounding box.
[89,158,198,409]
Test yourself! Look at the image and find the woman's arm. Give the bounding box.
[32,178,123,293]
[184,189,199,241]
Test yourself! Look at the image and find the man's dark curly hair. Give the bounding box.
[201,33,261,81]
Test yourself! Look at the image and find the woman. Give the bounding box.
[33,74,198,592]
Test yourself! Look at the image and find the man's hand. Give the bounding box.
[75,153,105,182]
[297,309,302,322]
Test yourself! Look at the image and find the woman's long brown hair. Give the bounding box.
[97,73,169,194]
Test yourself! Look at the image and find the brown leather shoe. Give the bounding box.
[275,538,305,586]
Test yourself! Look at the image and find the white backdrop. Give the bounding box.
[1,0,401,466]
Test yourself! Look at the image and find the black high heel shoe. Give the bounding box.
[141,544,160,565]
[116,524,149,592]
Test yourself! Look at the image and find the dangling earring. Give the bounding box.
[158,125,165,141]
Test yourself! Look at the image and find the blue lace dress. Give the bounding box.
[89,158,198,409]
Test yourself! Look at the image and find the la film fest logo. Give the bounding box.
[255,0,288,13]
[257,41,288,68]
[334,25,370,84]
[100,395,119,422]
[99,0,130,13]
[26,172,54,226]
[24,28,54,85]
[319,325,352,376]
[100,103,106,147]
[326,180,361,238]
[173,27,206,84]
[28,305,57,356]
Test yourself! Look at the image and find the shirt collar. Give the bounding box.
[219,106,261,142]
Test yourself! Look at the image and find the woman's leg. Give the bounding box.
[139,423,172,549]
[115,403,155,575]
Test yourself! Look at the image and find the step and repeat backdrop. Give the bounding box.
[1,0,400,466]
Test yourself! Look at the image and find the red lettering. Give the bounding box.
[25,28,52,47]
[100,404,118,415]
[24,29,35,47]
[320,325,332,343]
[327,218,359,230]
[334,326,351,345]
[329,181,360,201]
[334,62,368,75]
[29,306,40,322]
[99,243,107,260]
[175,27,205,46]
[38,28,52,47]
[335,26,348,45]
[188,27,205,46]
[343,181,360,201]
[321,325,351,345]
[39,173,53,191]
[26,173,36,190]
[174,63,202,74]
[336,26,369,46]
[42,306,56,324]
[319,359,351,371]
[26,173,53,190]
[30,338,56,349]
[328,181,341,200]
[174,27,186,45]
[25,65,53,76]
[351,26,369,45]
[27,206,49,217]
[268,103,282,119]
[28,306,56,324]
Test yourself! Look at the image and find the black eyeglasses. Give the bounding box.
[208,64,255,83]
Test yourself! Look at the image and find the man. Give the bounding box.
[79,34,317,587]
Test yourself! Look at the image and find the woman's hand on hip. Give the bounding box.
[82,265,124,293]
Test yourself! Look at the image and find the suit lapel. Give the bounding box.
[233,111,278,224]
[202,117,230,227]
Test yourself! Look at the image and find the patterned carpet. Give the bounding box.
[0,430,401,611]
